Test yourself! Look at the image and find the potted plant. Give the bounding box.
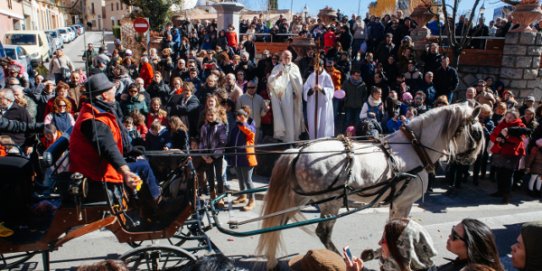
[511,0,542,32]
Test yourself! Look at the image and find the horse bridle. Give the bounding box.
[400,115,481,174]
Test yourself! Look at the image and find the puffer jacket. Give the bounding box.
[490,118,526,157]
[120,93,148,116]
[199,121,228,159]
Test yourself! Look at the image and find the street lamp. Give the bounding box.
[479,3,486,19]
[303,4,308,20]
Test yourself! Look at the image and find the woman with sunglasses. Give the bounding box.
[440,219,503,271]
[344,218,503,271]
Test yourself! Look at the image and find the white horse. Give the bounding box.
[256,103,485,268]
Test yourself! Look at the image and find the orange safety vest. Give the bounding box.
[69,103,124,183]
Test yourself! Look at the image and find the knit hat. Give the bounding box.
[402,92,413,102]
[521,220,542,271]
[288,249,346,271]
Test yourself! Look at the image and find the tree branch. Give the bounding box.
[459,0,482,48]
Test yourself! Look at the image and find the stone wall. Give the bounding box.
[499,32,542,99]
[457,66,501,90]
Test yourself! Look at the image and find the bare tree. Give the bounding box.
[436,0,483,67]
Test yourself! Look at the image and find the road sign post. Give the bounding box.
[133,17,149,33]
[132,17,150,52]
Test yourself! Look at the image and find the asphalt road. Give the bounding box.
[44,31,115,74]
[9,32,541,270]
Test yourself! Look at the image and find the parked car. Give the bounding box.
[57,28,70,43]
[45,34,55,59]
[0,41,5,58]
[3,45,30,75]
[66,27,76,41]
[69,26,79,37]
[73,24,85,35]
[3,30,50,62]
[45,29,64,50]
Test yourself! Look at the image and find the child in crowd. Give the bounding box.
[132,111,148,140]
[123,116,141,144]
[165,116,190,152]
[145,120,169,151]
[41,124,63,150]
[147,97,168,127]
[199,108,228,207]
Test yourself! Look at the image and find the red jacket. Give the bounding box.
[69,103,124,183]
[139,62,154,88]
[490,118,526,157]
[226,31,238,48]
[323,31,336,51]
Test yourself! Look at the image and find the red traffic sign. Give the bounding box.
[133,18,149,33]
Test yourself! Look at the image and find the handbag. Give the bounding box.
[60,67,71,81]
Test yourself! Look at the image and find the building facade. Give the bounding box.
[0,0,25,38]
[83,0,105,30]
[103,0,132,30]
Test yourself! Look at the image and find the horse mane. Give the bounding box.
[407,103,473,160]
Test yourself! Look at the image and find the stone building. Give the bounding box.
[0,0,24,38]
[0,0,68,39]
[103,0,132,31]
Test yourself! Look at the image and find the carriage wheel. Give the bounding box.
[0,251,39,270]
[167,225,192,247]
[120,245,196,271]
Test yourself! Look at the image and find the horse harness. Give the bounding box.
[400,125,436,174]
[289,135,419,210]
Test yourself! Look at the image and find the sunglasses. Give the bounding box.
[450,227,465,241]
[247,86,256,89]
[59,104,67,107]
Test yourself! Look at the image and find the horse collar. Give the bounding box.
[400,125,436,174]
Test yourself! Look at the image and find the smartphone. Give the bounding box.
[344,246,353,261]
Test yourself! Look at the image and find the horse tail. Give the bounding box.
[256,151,300,269]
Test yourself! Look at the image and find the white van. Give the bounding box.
[4,30,50,62]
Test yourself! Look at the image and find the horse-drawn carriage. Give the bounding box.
[0,103,485,270]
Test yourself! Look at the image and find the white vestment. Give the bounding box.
[267,63,305,142]
[303,70,335,139]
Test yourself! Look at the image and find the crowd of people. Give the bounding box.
[0,7,541,271]
[0,7,541,225]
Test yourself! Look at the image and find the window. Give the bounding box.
[91,3,95,14]
[121,3,123,10]
[116,3,119,10]
[8,0,12,9]
[111,3,114,11]
[6,34,37,45]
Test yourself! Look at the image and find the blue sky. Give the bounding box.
[240,0,512,21]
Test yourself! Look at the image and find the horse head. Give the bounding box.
[448,104,485,165]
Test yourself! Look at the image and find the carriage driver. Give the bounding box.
[69,73,162,206]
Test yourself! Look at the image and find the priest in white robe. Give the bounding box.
[303,61,335,139]
[267,50,305,142]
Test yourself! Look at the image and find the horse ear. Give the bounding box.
[471,106,482,121]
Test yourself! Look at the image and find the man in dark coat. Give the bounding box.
[0,89,32,146]
[375,33,396,64]
[433,56,459,102]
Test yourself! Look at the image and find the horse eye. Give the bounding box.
[471,128,482,142]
